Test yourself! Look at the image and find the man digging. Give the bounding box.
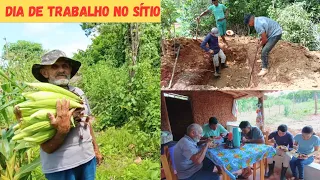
[244,14,282,76]
[197,0,229,46]
[201,27,228,77]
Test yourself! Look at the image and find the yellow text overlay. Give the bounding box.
[0,0,160,22]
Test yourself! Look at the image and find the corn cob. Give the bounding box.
[15,99,83,109]
[23,129,56,144]
[12,123,20,130]
[19,108,41,117]
[22,91,81,103]
[21,121,52,134]
[30,109,56,120]
[25,82,81,102]
[12,131,34,141]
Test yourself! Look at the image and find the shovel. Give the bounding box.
[193,19,199,41]
[248,45,260,87]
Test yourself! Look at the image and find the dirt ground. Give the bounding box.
[161,36,320,90]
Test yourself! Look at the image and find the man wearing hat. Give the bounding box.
[15,50,102,180]
[244,14,282,76]
[200,27,228,77]
[197,0,229,46]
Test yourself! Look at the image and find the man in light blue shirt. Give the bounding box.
[173,124,219,180]
[244,14,282,76]
[202,117,228,138]
[197,0,229,46]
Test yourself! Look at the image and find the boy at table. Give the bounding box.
[265,124,293,180]
[202,116,228,174]
[238,121,265,179]
[174,123,220,180]
[202,117,228,138]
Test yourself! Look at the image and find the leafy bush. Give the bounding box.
[284,104,291,117]
[268,2,320,50]
[95,127,159,180]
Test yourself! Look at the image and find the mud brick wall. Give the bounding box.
[161,90,237,132]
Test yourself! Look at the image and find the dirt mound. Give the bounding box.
[161,36,320,90]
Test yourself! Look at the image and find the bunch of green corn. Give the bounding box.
[12,82,84,149]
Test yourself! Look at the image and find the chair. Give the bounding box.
[161,145,178,180]
[251,131,271,180]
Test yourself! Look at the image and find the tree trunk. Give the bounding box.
[129,23,139,80]
[315,92,318,115]
[259,97,265,132]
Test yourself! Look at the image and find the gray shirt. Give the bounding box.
[40,85,95,174]
[242,126,264,141]
[173,135,202,179]
[254,16,282,39]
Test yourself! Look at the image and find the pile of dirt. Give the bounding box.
[161,36,320,90]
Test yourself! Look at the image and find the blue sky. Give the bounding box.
[0,23,92,58]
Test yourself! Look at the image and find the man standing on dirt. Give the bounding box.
[200,27,228,77]
[14,50,102,180]
[197,0,229,46]
[174,123,220,180]
[244,14,282,76]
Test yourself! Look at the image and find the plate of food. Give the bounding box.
[277,145,288,151]
[208,143,218,149]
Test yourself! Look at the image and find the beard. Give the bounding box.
[193,137,200,143]
[48,75,71,86]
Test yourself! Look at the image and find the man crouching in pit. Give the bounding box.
[14,50,102,180]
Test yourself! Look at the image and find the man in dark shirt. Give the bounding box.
[200,27,228,77]
[266,124,293,180]
[238,121,265,179]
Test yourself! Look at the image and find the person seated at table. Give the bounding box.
[202,116,227,174]
[202,117,228,138]
[265,124,293,180]
[174,123,220,180]
[237,121,265,179]
[289,126,319,180]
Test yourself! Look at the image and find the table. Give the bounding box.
[206,143,276,180]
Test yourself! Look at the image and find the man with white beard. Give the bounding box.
[15,50,102,180]
[174,123,220,180]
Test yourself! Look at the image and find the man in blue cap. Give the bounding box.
[197,0,229,46]
[244,14,282,76]
[200,27,228,77]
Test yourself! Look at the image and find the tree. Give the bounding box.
[1,40,45,82]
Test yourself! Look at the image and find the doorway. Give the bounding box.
[164,93,194,141]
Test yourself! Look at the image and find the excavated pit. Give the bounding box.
[161,36,320,90]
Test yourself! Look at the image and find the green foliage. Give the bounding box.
[284,104,290,117]
[121,160,160,180]
[268,2,320,50]
[225,0,272,34]
[1,40,46,82]
[75,23,161,133]
[95,127,159,179]
[161,0,180,37]
[75,23,129,67]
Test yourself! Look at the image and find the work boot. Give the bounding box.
[214,72,220,77]
[280,166,288,180]
[215,66,221,74]
[265,162,275,178]
[258,68,268,76]
[221,63,228,68]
